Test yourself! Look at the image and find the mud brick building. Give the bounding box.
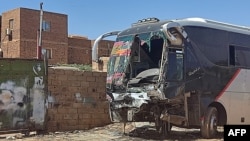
[0,7,114,65]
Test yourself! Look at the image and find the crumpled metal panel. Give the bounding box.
[112,91,150,108]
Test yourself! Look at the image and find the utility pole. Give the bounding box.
[37,2,43,59]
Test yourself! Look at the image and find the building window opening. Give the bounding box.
[7,19,14,41]
[45,49,52,59]
[42,20,50,31]
[9,19,14,29]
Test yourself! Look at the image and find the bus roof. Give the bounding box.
[118,17,250,37]
[176,17,250,35]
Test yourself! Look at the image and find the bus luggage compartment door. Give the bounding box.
[187,92,201,126]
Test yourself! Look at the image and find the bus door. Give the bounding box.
[161,22,188,99]
[163,48,185,99]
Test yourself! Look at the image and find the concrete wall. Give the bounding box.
[46,67,110,132]
[0,59,47,132]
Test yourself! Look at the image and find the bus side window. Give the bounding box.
[230,45,250,67]
[166,50,183,81]
[229,45,235,66]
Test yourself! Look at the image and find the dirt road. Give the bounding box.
[0,123,224,141]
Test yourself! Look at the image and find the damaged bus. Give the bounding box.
[92,17,250,138]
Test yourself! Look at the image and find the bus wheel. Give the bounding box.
[201,107,218,138]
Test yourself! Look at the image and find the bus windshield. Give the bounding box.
[107,36,132,77]
[107,33,152,76]
[107,55,127,75]
[106,31,165,88]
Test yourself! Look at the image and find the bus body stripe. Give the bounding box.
[215,69,241,101]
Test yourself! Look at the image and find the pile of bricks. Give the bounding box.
[46,67,110,132]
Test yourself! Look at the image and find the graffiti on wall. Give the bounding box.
[0,80,29,128]
[0,62,46,130]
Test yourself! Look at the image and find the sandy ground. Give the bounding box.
[0,122,224,141]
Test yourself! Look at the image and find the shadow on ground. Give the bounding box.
[127,125,223,141]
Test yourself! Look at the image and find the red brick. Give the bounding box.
[86,76,96,82]
[83,71,92,77]
[57,108,77,114]
[78,118,93,125]
[72,103,83,108]
[67,75,78,81]
[57,74,68,80]
[78,113,92,119]
[63,114,78,120]
[68,86,81,93]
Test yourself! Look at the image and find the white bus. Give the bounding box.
[93,17,250,138]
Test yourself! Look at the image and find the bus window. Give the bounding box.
[229,45,235,66]
[166,49,183,80]
[234,46,250,68]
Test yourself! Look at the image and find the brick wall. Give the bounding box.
[68,36,91,64]
[46,67,111,132]
[19,8,68,64]
[68,37,114,65]
[1,8,21,58]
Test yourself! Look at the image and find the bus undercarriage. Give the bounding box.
[108,77,191,135]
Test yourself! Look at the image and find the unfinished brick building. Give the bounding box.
[0,7,114,65]
[68,35,113,65]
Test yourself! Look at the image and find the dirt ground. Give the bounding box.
[0,122,224,141]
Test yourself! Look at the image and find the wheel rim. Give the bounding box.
[209,113,217,134]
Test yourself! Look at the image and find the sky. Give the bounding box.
[0,0,250,40]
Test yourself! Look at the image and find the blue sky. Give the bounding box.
[1,0,250,40]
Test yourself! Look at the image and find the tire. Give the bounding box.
[201,107,218,138]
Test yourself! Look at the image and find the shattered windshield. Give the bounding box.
[107,31,166,87]
[107,33,154,74]
[107,36,132,76]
